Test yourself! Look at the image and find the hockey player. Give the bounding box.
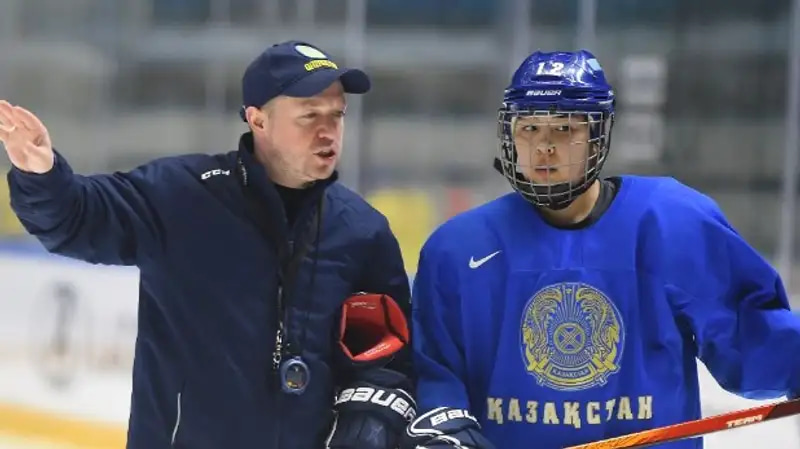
[403,50,800,449]
[1,40,415,449]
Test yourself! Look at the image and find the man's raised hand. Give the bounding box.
[0,100,55,174]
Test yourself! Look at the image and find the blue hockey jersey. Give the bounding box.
[411,175,800,449]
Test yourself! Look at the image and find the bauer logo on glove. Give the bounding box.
[335,384,416,422]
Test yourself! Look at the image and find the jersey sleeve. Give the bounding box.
[7,150,164,266]
[660,184,800,399]
[411,232,472,413]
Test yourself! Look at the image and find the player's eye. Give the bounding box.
[521,125,538,132]
[554,124,570,132]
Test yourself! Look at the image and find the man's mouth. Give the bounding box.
[534,165,557,173]
[315,150,336,159]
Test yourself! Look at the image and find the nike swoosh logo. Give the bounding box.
[469,250,501,269]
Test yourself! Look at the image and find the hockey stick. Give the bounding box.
[564,397,800,449]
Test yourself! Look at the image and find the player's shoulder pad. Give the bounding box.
[636,176,740,268]
[647,176,725,224]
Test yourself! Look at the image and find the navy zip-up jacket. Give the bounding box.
[6,133,410,449]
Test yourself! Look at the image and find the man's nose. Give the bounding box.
[316,119,338,141]
[318,116,340,139]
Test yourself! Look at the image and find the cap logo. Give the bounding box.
[304,59,338,72]
[295,44,327,59]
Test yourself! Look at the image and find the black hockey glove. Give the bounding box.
[328,368,416,449]
[327,293,416,449]
[402,407,496,449]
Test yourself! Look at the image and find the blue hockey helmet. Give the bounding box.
[496,50,615,210]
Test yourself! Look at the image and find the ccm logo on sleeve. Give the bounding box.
[200,169,231,180]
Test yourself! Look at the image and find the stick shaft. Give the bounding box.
[564,398,800,449]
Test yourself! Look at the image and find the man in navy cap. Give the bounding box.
[238,40,372,189]
[1,40,414,449]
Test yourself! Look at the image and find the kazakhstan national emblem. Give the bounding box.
[520,282,624,391]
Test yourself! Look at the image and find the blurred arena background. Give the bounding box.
[0,0,798,447]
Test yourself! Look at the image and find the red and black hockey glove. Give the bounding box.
[402,407,496,449]
[327,293,416,449]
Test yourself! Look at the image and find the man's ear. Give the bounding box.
[246,106,265,130]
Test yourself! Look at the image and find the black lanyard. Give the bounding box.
[236,156,323,369]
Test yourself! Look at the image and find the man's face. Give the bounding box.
[512,113,593,185]
[252,81,346,187]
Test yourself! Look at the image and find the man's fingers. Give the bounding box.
[12,106,43,132]
[0,123,15,140]
[0,101,16,127]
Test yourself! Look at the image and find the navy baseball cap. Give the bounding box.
[239,40,371,121]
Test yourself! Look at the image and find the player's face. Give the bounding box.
[256,82,346,187]
[512,113,592,185]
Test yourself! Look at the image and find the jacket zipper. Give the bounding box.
[171,391,182,446]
